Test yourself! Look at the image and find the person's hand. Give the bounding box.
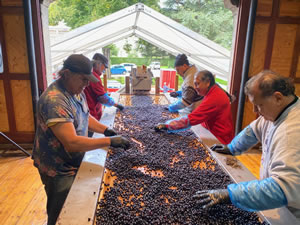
[116,104,124,111]
[154,123,167,132]
[110,136,130,149]
[104,127,117,136]
[193,189,230,209]
[210,144,232,155]
[170,92,179,98]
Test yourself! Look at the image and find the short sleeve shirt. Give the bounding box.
[32,79,89,177]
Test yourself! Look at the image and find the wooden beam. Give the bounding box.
[264,0,280,69]
[174,75,178,91]
[103,74,107,92]
[125,76,130,94]
[290,25,300,78]
[31,0,47,92]
[155,77,160,95]
[228,0,251,131]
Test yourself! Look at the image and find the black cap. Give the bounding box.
[63,54,98,83]
[92,53,109,68]
[174,54,189,67]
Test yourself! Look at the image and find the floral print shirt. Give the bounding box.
[32,79,89,177]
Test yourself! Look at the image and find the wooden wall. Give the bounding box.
[0,0,35,143]
[241,0,300,128]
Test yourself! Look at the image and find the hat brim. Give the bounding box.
[86,73,99,83]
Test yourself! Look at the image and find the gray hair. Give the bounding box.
[194,70,215,87]
[244,70,295,97]
[92,59,101,68]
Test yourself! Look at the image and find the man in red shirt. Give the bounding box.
[84,53,124,137]
[155,70,234,144]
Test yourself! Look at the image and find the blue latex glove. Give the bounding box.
[97,93,115,107]
[168,100,185,112]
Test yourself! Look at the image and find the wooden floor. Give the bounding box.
[0,150,47,225]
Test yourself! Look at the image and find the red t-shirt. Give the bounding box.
[84,70,106,120]
[188,84,234,144]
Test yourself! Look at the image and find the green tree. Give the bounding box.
[123,40,132,55]
[105,44,119,57]
[161,0,233,49]
[136,39,171,59]
[49,0,160,29]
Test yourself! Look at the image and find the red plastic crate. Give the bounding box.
[160,69,176,92]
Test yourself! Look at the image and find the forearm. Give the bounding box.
[228,125,258,155]
[97,93,115,107]
[228,177,287,211]
[65,136,111,152]
[88,115,107,133]
[166,116,191,132]
[51,121,111,152]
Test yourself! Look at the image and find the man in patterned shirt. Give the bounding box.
[32,54,130,225]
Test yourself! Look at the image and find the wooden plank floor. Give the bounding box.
[236,150,261,179]
[0,150,47,225]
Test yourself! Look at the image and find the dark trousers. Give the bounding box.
[40,173,75,225]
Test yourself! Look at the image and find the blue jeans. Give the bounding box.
[40,173,75,225]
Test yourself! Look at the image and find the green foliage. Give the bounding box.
[49,0,233,53]
[49,0,160,29]
[105,44,119,56]
[162,0,233,49]
[136,39,172,59]
[123,40,132,55]
[108,76,125,84]
[110,57,175,67]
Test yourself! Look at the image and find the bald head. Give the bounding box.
[245,70,296,121]
[245,70,295,98]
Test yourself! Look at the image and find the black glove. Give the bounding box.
[154,123,168,132]
[116,104,124,111]
[193,189,230,209]
[170,92,179,98]
[210,144,232,155]
[104,127,117,136]
[110,136,130,150]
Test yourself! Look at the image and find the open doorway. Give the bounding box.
[41,1,237,92]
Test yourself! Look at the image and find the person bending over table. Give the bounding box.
[32,54,130,225]
[193,70,300,221]
[155,70,234,145]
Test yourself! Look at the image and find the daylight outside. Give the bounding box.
[48,0,234,92]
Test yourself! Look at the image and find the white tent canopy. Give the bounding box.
[51,3,230,79]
